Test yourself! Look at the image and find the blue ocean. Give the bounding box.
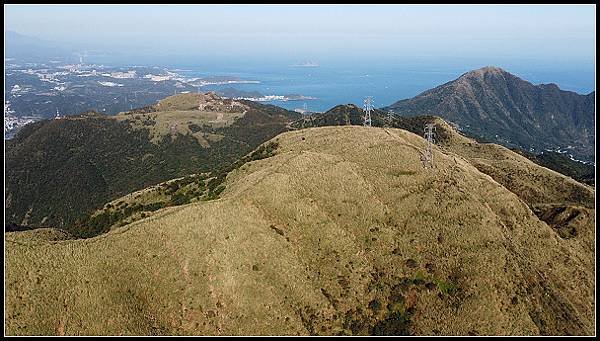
[126,57,596,113]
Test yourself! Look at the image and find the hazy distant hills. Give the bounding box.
[5,31,75,62]
[384,66,595,162]
[6,123,594,335]
[5,93,300,236]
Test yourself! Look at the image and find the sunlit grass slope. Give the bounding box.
[6,125,594,335]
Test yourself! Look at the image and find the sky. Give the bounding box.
[4,4,597,64]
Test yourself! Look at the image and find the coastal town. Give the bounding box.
[4,58,316,138]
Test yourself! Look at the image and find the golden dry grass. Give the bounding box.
[112,93,247,145]
[433,118,595,263]
[5,125,595,335]
[114,110,241,145]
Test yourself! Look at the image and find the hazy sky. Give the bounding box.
[4,4,596,63]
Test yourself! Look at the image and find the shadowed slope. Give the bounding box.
[5,93,300,235]
[384,66,595,162]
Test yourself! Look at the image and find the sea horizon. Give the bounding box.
[86,56,595,112]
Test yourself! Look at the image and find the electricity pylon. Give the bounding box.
[422,123,436,168]
[363,96,373,127]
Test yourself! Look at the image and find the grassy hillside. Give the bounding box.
[430,118,595,263]
[76,141,280,237]
[6,126,594,335]
[511,150,595,186]
[293,104,595,186]
[5,93,300,236]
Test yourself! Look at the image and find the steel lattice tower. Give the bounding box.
[363,96,374,127]
[423,123,436,168]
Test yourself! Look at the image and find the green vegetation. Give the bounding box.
[371,310,412,336]
[74,201,167,238]
[290,105,451,146]
[433,278,459,296]
[5,94,299,235]
[512,149,595,186]
[203,140,280,198]
[72,141,281,238]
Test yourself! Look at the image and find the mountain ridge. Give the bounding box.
[290,103,594,185]
[5,93,300,234]
[384,66,595,162]
[7,86,594,236]
[5,124,595,335]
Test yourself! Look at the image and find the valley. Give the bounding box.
[4,93,300,236]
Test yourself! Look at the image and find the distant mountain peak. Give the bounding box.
[458,66,509,82]
[539,83,561,90]
[339,103,361,110]
[153,92,235,112]
[474,66,507,74]
[323,104,362,113]
[479,65,506,73]
[384,66,595,162]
